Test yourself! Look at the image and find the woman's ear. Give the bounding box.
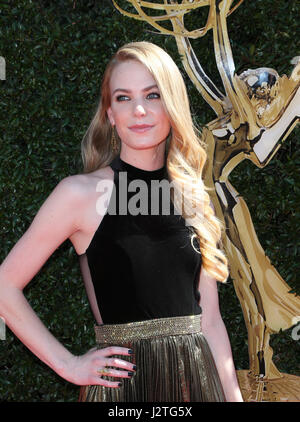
[107,107,115,126]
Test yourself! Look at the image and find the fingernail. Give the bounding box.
[128,371,134,377]
[128,349,133,354]
[132,365,137,371]
[118,382,122,387]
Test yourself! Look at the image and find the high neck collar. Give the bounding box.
[110,154,167,182]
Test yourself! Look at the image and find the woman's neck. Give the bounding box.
[119,144,166,171]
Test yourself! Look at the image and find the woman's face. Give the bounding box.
[107,60,171,153]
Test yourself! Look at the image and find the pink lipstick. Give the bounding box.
[128,124,154,133]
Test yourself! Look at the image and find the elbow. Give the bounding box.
[0,283,9,317]
[201,312,224,335]
[0,281,22,317]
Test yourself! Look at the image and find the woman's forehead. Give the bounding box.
[109,60,156,91]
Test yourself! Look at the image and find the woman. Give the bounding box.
[0,42,243,402]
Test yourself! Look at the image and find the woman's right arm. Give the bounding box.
[0,176,135,387]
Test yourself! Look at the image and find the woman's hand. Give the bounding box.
[60,346,136,387]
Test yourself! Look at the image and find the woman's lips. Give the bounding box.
[128,124,154,133]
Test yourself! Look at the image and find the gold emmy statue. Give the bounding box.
[113,0,300,401]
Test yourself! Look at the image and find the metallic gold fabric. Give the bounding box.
[78,314,226,402]
[94,314,203,342]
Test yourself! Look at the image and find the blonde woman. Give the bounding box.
[0,42,243,402]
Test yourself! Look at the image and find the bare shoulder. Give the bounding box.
[57,166,114,203]
[0,166,114,290]
[66,166,115,255]
[37,165,114,236]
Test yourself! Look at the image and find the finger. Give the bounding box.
[92,377,123,388]
[100,346,134,357]
[105,357,136,371]
[97,368,133,378]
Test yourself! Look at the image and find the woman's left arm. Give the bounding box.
[198,266,244,402]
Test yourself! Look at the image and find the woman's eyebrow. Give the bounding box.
[112,84,158,95]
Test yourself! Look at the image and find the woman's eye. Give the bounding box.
[116,95,129,101]
[147,92,160,99]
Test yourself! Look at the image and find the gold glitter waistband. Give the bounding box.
[94,314,202,343]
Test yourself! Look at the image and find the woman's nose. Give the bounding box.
[133,104,146,117]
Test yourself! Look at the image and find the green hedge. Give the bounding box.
[0,0,299,401]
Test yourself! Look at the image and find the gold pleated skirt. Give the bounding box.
[78,314,226,402]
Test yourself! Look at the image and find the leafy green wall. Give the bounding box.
[0,0,299,401]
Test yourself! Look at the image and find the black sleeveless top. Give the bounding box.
[79,154,202,324]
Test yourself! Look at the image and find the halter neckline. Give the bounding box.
[110,154,167,182]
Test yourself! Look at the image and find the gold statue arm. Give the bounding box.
[112,0,213,38]
[172,31,230,116]
[168,1,230,115]
[212,0,261,138]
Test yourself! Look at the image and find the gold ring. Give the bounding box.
[97,368,110,376]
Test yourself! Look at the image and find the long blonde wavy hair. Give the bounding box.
[81,41,229,283]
